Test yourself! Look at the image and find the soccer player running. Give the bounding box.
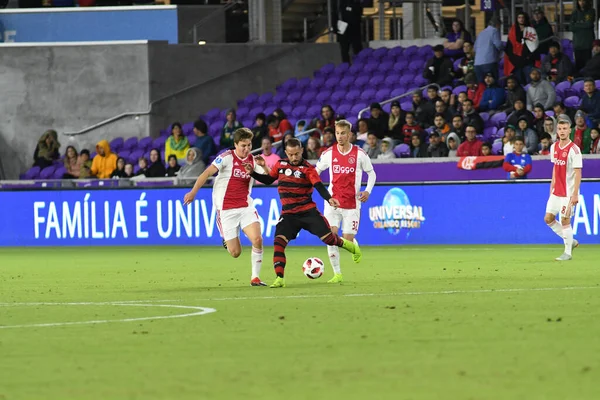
[544,115,582,261]
[183,128,267,286]
[244,138,361,288]
[315,120,376,283]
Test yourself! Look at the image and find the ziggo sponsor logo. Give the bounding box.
[333,165,355,174]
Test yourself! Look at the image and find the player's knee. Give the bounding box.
[251,236,263,249]
[544,214,555,224]
[560,218,570,226]
[229,247,242,258]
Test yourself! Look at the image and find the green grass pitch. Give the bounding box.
[1,245,600,400]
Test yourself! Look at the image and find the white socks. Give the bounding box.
[547,220,563,238]
[251,247,263,279]
[327,245,341,274]
[562,224,573,256]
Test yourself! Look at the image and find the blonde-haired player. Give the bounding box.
[315,119,377,282]
[543,115,582,260]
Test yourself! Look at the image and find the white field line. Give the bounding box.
[0,303,216,329]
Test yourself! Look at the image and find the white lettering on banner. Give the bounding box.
[46,203,61,239]
[194,201,200,237]
[200,200,216,237]
[176,201,193,238]
[62,202,82,238]
[104,202,110,238]
[34,202,45,239]
[369,205,426,221]
[136,192,149,238]
[112,202,128,238]
[573,194,600,235]
[84,193,90,238]
[91,201,103,239]
[333,165,355,174]
[267,198,280,237]
[252,198,266,234]
[157,200,173,238]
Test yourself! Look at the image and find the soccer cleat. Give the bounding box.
[572,239,579,250]
[351,238,362,263]
[222,239,228,249]
[327,274,344,283]
[250,277,267,286]
[555,253,572,261]
[270,277,286,288]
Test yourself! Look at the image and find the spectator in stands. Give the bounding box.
[306,137,322,160]
[502,125,517,154]
[443,19,472,59]
[450,115,465,141]
[322,127,336,150]
[580,40,600,79]
[481,142,492,156]
[62,146,79,179]
[527,68,556,110]
[277,132,296,158]
[77,149,92,179]
[434,100,454,125]
[457,125,483,156]
[135,158,148,177]
[461,99,484,134]
[499,76,527,113]
[267,114,292,142]
[368,102,389,138]
[110,157,127,179]
[454,91,468,115]
[427,131,449,157]
[433,113,450,137]
[363,133,381,159]
[423,45,454,86]
[570,0,596,72]
[571,110,592,152]
[532,104,548,138]
[532,8,554,56]
[503,136,533,179]
[388,101,404,141]
[456,41,476,82]
[165,155,180,177]
[124,163,134,178]
[507,99,534,127]
[295,120,310,145]
[539,133,553,155]
[543,116,557,142]
[145,148,166,178]
[357,118,369,141]
[412,91,428,127]
[251,113,268,149]
[474,16,503,82]
[33,129,60,169]
[465,74,484,109]
[336,0,363,64]
[410,133,428,158]
[402,112,425,145]
[273,108,293,136]
[447,133,460,157]
[90,140,118,179]
[505,12,536,84]
[589,127,600,153]
[166,122,190,161]
[516,116,539,154]
[178,148,206,179]
[553,102,575,124]
[581,78,600,125]
[193,119,216,165]
[541,42,574,83]
[439,89,453,108]
[479,73,506,113]
[351,130,365,147]
[378,138,397,160]
[421,86,441,126]
[261,136,281,168]
[317,105,336,131]
[221,109,242,148]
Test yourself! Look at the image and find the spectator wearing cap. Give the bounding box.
[507,99,534,127]
[505,12,537,84]
[571,110,592,152]
[465,74,485,109]
[503,136,533,179]
[501,124,517,155]
[461,99,484,134]
[479,73,506,113]
[410,133,429,158]
[541,42,574,83]
[388,101,405,142]
[500,76,527,113]
[443,19,472,59]
[532,103,548,138]
[515,116,539,154]
[570,0,596,72]
[526,68,556,110]
[474,16,503,82]
[423,45,454,86]
[193,119,216,164]
[251,113,269,149]
[532,7,554,55]
[581,78,600,125]
[367,102,389,139]
[457,124,483,156]
[580,40,600,79]
[377,138,397,160]
[427,131,449,157]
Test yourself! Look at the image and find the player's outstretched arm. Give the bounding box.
[183,164,218,205]
[358,169,377,202]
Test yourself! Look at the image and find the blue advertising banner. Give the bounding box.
[0,183,599,247]
[0,6,178,44]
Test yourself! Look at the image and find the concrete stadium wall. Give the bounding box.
[0,42,150,180]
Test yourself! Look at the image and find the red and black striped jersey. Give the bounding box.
[268,159,321,214]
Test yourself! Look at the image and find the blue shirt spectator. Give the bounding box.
[474,17,503,82]
[479,73,506,112]
[192,119,217,164]
[503,137,532,179]
[581,78,600,125]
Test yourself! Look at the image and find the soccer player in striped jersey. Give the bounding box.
[544,115,582,261]
[245,138,361,288]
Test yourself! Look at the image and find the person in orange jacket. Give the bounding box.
[90,140,118,179]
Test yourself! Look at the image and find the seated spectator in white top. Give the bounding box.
[356,118,369,141]
[377,138,396,160]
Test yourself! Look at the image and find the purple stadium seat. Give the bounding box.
[300,90,318,104]
[129,150,144,164]
[296,77,311,90]
[361,89,376,103]
[334,63,350,75]
[372,47,388,59]
[490,112,507,127]
[187,135,197,147]
[354,75,370,88]
[376,88,391,101]
[393,144,410,158]
[401,102,413,112]
[279,78,297,91]
[110,137,124,152]
[332,90,347,103]
[39,165,57,179]
[398,75,414,87]
[291,105,307,119]
[369,75,385,87]
[337,104,352,116]
[304,105,320,119]
[564,96,581,109]
[159,129,170,137]
[389,46,404,58]
[352,103,368,117]
[242,119,254,129]
[287,92,302,104]
[274,92,289,105]
[316,91,332,104]
[545,110,555,117]
[408,60,424,73]
[571,80,585,96]
[339,76,354,89]
[414,76,429,86]
[280,104,293,115]
[347,63,363,76]
[555,81,571,97]
[138,136,153,151]
[258,92,274,106]
[324,77,339,90]
[118,150,131,161]
[90,152,97,160]
[248,106,263,118]
[182,122,194,135]
[453,85,467,95]
[378,61,394,73]
[418,45,433,57]
[24,166,41,179]
[209,121,223,136]
[53,166,66,179]
[205,107,221,119]
[483,126,497,141]
[122,137,138,151]
[403,46,418,58]
[393,60,409,72]
[596,80,600,90]
[347,90,361,102]
[479,112,490,122]
[492,142,503,155]
[390,88,406,98]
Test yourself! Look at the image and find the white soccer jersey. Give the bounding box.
[211,150,262,211]
[316,144,374,210]
[550,141,583,198]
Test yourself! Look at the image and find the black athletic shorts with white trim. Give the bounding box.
[275,207,332,240]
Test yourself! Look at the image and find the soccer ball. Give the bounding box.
[302,257,324,279]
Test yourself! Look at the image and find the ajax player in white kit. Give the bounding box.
[543,116,582,261]
[184,128,267,286]
[315,120,377,282]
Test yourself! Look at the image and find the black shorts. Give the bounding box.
[275,208,331,241]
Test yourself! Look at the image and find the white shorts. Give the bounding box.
[216,206,260,241]
[324,202,361,235]
[545,194,573,219]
